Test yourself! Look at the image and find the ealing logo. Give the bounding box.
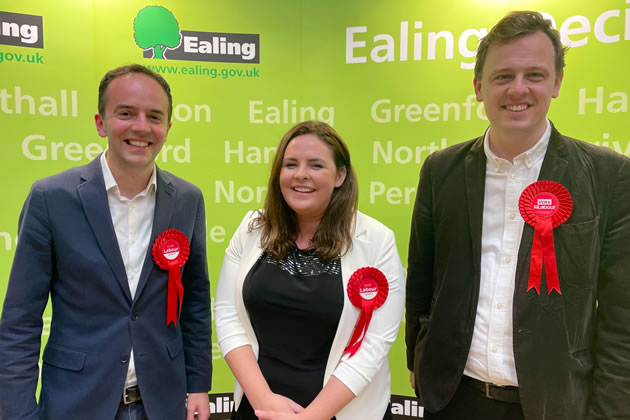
[0,11,43,48]
[133,6,259,64]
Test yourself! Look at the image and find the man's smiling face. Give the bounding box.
[95,73,171,175]
[473,31,563,143]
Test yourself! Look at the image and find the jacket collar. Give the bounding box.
[77,155,177,303]
[78,156,131,301]
[464,123,570,279]
[135,167,177,300]
[464,136,487,277]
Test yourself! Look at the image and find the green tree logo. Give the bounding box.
[133,6,181,59]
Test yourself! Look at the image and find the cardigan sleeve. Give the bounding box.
[332,221,405,396]
[214,211,258,356]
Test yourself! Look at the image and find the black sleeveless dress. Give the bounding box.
[232,248,391,420]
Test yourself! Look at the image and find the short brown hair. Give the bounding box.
[475,11,567,80]
[97,64,173,121]
[252,121,358,261]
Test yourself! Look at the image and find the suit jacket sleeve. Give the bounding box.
[0,184,53,420]
[405,153,436,372]
[589,157,630,418]
[179,191,213,393]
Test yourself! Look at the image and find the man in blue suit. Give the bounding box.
[0,64,213,419]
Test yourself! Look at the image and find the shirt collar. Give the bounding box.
[100,152,157,198]
[483,120,551,172]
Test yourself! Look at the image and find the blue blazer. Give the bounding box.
[0,156,212,420]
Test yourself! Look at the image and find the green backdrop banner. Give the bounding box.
[1,0,629,418]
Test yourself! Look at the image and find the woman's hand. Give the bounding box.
[259,393,304,414]
[256,376,354,420]
[254,409,302,420]
[224,346,304,416]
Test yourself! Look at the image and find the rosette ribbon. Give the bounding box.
[343,267,389,357]
[518,181,572,295]
[152,229,190,325]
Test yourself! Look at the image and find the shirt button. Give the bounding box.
[509,212,516,220]
[491,346,498,353]
[511,173,517,179]
[497,303,503,309]
[504,256,512,264]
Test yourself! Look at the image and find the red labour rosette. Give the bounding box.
[519,181,572,295]
[343,267,389,357]
[152,229,190,325]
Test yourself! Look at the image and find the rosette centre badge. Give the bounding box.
[162,240,181,260]
[359,279,378,300]
[532,192,559,218]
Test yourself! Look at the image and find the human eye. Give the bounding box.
[528,72,545,81]
[116,108,133,119]
[283,160,297,168]
[495,74,512,82]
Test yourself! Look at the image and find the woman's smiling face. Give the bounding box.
[279,134,346,225]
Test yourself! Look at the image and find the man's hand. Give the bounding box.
[410,370,415,390]
[186,392,210,420]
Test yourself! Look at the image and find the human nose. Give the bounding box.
[508,75,528,96]
[294,164,309,179]
[131,113,150,133]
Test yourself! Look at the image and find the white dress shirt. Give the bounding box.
[100,152,157,388]
[463,121,551,386]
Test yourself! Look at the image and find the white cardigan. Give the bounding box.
[215,210,405,420]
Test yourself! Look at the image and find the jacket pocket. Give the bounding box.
[42,342,87,371]
[166,336,183,359]
[554,216,600,292]
[526,217,600,311]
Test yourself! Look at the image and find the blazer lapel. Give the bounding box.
[464,136,487,276]
[535,125,570,192]
[77,156,132,302]
[515,125,570,293]
[134,167,176,300]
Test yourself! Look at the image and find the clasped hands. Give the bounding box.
[254,392,306,420]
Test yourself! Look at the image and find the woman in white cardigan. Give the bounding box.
[215,121,404,420]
